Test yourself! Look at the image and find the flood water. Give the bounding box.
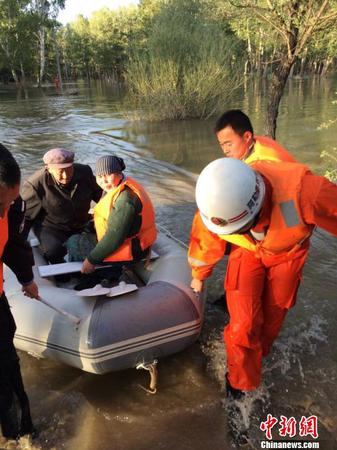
[0,78,336,449]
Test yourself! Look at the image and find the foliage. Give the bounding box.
[320,97,337,182]
[0,0,336,134]
[215,0,337,137]
[125,0,243,120]
[321,149,337,181]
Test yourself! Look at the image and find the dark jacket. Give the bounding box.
[3,197,34,285]
[21,164,102,234]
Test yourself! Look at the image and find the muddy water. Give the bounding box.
[0,78,336,449]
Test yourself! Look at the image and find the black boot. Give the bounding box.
[11,358,36,437]
[225,374,245,401]
[225,374,249,446]
[74,273,101,291]
[0,401,19,440]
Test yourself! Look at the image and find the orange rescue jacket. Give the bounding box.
[0,212,9,295]
[94,177,157,262]
[189,161,314,278]
[189,137,296,279]
[245,136,296,164]
[219,161,314,256]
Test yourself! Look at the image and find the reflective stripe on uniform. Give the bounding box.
[188,256,209,267]
[279,200,300,227]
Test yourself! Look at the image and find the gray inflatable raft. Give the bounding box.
[4,229,204,377]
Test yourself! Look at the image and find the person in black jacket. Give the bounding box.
[21,148,102,265]
[0,144,38,440]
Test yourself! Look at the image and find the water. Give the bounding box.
[0,78,336,449]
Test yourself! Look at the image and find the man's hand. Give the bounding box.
[81,258,95,274]
[22,281,39,299]
[190,278,204,293]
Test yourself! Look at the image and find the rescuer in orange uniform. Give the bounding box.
[214,109,296,164]
[191,110,297,295]
[188,157,337,397]
[0,144,39,439]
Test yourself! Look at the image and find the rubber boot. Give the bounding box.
[225,374,249,446]
[0,401,19,440]
[10,359,36,437]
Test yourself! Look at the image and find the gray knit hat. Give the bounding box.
[95,155,126,176]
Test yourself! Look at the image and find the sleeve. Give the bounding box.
[87,190,137,264]
[300,174,337,236]
[2,197,34,285]
[188,210,227,281]
[21,177,43,235]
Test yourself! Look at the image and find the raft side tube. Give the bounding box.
[87,281,202,374]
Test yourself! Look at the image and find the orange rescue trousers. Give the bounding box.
[224,245,309,391]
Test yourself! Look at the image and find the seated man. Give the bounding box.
[71,155,157,290]
[21,148,102,267]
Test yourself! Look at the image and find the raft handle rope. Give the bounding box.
[136,360,158,394]
[157,225,188,249]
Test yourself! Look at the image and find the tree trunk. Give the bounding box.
[63,57,69,81]
[20,61,26,86]
[246,18,252,74]
[299,56,306,78]
[289,63,295,78]
[38,27,45,87]
[11,68,19,86]
[244,60,250,76]
[265,58,294,138]
[298,47,307,78]
[320,57,332,77]
[53,29,63,89]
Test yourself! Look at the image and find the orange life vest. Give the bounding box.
[245,136,296,164]
[94,177,157,262]
[0,212,9,295]
[218,161,314,256]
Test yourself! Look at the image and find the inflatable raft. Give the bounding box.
[4,228,204,381]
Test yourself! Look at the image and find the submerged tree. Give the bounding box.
[29,0,65,86]
[220,0,337,138]
[0,0,33,84]
[126,0,244,120]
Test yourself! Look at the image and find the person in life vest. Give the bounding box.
[189,157,337,398]
[191,109,297,296]
[75,155,157,290]
[214,109,296,164]
[0,144,39,440]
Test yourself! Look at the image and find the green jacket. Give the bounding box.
[88,187,148,264]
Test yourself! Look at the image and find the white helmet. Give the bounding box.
[195,158,265,235]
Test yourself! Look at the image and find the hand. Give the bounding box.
[81,258,95,274]
[22,281,39,300]
[190,278,204,293]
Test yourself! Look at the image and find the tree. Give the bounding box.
[219,0,337,138]
[28,0,65,86]
[126,0,243,120]
[0,0,32,84]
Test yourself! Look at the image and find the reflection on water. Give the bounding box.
[125,76,337,174]
[0,78,337,449]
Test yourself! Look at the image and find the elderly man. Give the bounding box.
[22,148,102,269]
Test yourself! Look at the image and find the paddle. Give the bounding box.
[39,297,81,325]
